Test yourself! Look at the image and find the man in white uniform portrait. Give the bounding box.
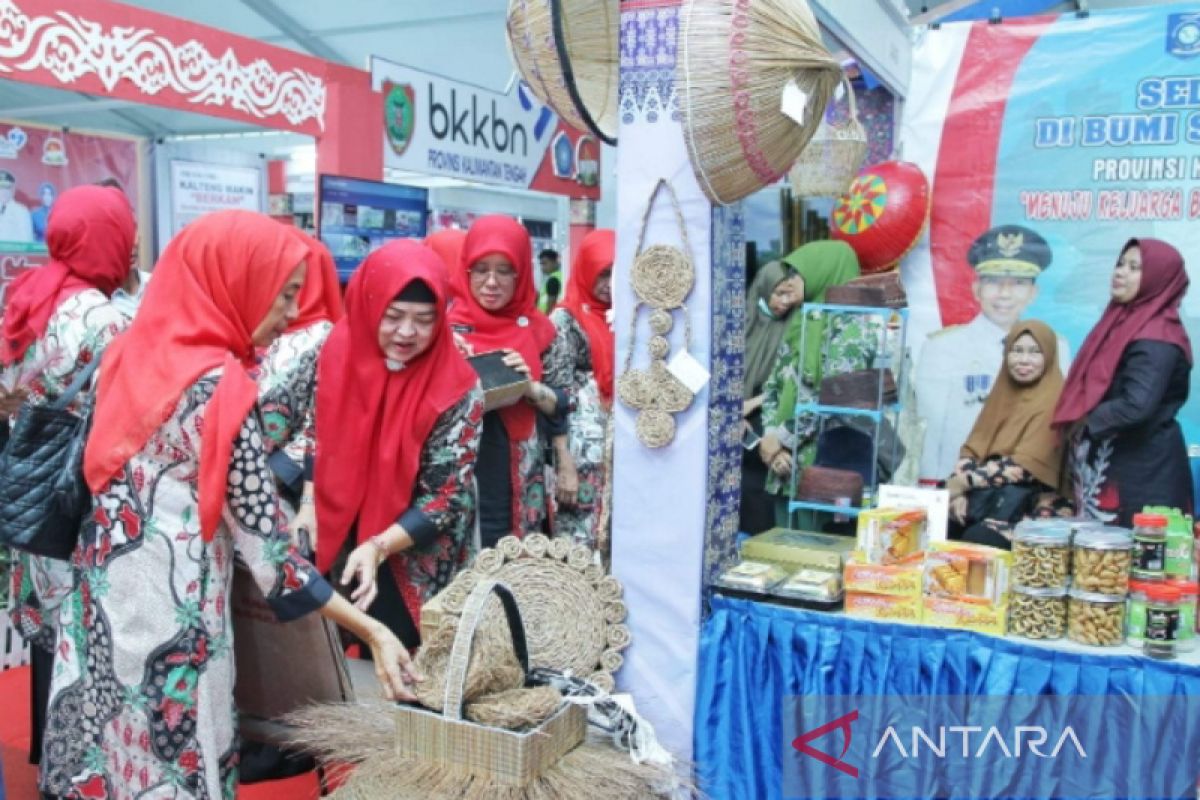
[0,170,34,245]
[916,224,1070,483]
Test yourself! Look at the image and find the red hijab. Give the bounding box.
[425,228,467,300]
[1053,237,1193,429]
[85,211,310,540]
[1,185,135,364]
[287,229,343,332]
[448,215,555,439]
[314,240,477,575]
[559,229,615,404]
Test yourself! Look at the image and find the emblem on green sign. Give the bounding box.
[386,83,416,157]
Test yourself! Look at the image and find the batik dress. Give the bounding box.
[544,308,609,547]
[388,385,486,623]
[761,310,883,498]
[7,290,130,650]
[256,321,333,494]
[39,373,333,800]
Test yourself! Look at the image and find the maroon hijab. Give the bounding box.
[1053,238,1192,428]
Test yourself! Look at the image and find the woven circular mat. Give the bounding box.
[429,534,630,687]
[631,244,694,310]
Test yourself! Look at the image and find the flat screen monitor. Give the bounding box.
[318,175,429,280]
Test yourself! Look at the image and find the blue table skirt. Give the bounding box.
[695,595,1200,800]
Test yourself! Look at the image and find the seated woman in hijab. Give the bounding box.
[1053,238,1193,525]
[258,230,342,546]
[449,216,566,546]
[48,212,418,799]
[739,261,803,535]
[758,241,872,528]
[948,320,1073,548]
[316,240,484,649]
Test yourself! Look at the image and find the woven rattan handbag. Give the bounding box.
[789,77,869,198]
[393,579,587,785]
[0,357,100,559]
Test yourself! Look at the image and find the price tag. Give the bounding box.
[781,79,810,126]
[667,350,710,394]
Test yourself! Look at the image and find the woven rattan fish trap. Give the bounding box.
[680,0,842,205]
[506,0,619,144]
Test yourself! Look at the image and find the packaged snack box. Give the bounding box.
[924,541,1011,605]
[922,595,1009,636]
[844,553,925,598]
[741,528,855,572]
[856,507,928,565]
[845,591,922,624]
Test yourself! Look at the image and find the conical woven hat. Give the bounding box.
[507,0,619,145]
[680,0,842,204]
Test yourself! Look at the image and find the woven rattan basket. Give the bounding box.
[394,579,587,785]
[680,0,842,205]
[507,0,619,145]
[789,77,868,198]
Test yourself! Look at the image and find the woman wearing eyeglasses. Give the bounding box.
[449,215,567,548]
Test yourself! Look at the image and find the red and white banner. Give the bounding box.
[0,0,328,135]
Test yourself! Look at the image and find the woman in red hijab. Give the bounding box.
[448,215,565,546]
[1053,238,1193,525]
[425,228,467,302]
[258,228,343,546]
[544,229,615,548]
[39,211,418,799]
[1,184,135,769]
[313,239,483,648]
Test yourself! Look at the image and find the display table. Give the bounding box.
[695,594,1200,800]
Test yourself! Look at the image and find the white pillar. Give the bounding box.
[610,3,745,761]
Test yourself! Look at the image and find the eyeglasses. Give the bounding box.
[469,266,517,283]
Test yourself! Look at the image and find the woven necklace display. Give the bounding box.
[616,178,697,448]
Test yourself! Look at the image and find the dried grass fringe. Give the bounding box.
[283,703,694,800]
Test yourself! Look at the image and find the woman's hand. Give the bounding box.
[742,394,764,417]
[503,349,531,378]
[758,432,782,466]
[556,453,580,507]
[949,495,969,524]
[341,539,385,612]
[364,622,422,702]
[288,502,317,553]
[770,449,793,477]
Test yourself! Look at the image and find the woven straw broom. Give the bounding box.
[507,0,619,145]
[681,0,842,205]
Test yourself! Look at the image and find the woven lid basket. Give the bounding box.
[680,0,842,205]
[789,77,869,198]
[507,0,619,145]
[423,535,630,691]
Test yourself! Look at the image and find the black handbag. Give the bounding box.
[0,357,101,560]
[965,484,1038,526]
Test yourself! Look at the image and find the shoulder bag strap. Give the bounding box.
[49,356,102,412]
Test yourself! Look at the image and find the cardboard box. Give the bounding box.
[922,596,1009,636]
[843,554,925,598]
[923,541,1011,605]
[844,591,923,624]
[856,507,928,565]
[740,528,855,573]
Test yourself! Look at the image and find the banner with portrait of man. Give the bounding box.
[900,3,1200,482]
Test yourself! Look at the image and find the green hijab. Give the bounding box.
[743,261,795,398]
[771,241,861,426]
